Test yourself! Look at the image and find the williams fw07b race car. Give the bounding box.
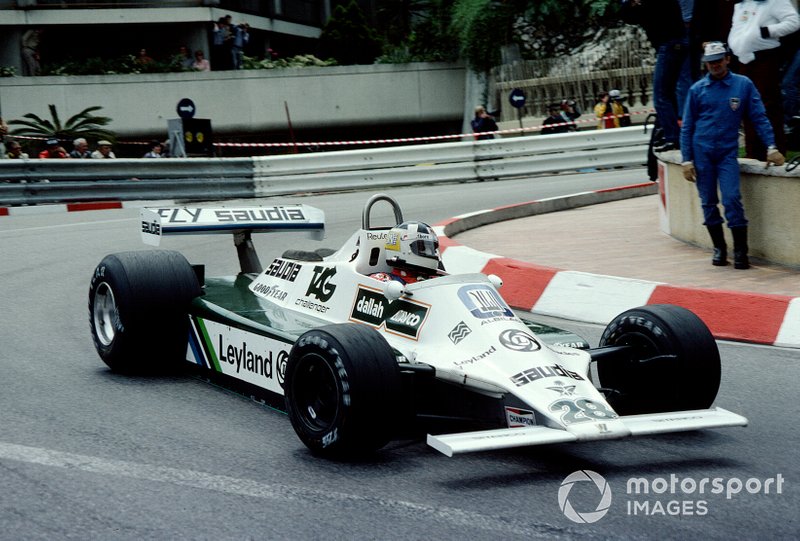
[89,194,747,457]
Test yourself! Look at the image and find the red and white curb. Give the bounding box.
[436,184,800,349]
[0,200,175,217]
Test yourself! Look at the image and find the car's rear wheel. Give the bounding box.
[89,250,202,373]
[285,324,401,457]
[596,304,720,415]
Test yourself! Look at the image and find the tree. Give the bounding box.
[450,0,621,71]
[317,0,382,65]
[8,104,115,142]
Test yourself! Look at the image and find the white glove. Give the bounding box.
[681,161,696,182]
[766,147,785,166]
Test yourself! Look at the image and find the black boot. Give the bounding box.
[706,224,728,266]
[731,226,749,269]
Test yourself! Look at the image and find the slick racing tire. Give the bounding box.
[285,324,401,457]
[597,304,720,415]
[89,250,202,373]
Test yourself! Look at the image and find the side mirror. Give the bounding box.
[488,274,503,289]
[384,280,405,300]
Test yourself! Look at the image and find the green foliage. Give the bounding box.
[448,0,622,71]
[317,0,382,65]
[377,0,459,63]
[241,54,337,70]
[451,0,510,72]
[8,104,116,142]
[0,66,16,77]
[41,54,192,76]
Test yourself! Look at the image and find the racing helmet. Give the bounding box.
[384,221,440,272]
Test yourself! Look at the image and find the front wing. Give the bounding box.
[427,408,748,457]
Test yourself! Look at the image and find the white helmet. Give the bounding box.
[385,221,440,272]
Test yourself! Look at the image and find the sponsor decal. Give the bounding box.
[453,345,496,366]
[448,321,472,344]
[505,406,536,428]
[546,380,577,396]
[366,231,388,241]
[499,329,541,352]
[549,398,617,425]
[141,220,160,235]
[251,283,289,302]
[305,265,337,302]
[295,298,330,313]
[349,285,430,339]
[188,318,290,395]
[729,97,740,111]
[510,364,584,387]
[156,208,203,222]
[218,335,276,379]
[276,350,288,387]
[457,284,514,323]
[215,207,306,222]
[264,258,302,282]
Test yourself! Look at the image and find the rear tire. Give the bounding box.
[597,304,720,415]
[285,324,401,457]
[88,250,202,373]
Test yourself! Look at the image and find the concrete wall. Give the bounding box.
[0,62,466,137]
[658,152,800,267]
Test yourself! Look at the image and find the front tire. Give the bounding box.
[597,304,721,415]
[89,250,202,373]
[285,324,401,457]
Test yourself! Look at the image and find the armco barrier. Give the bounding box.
[0,127,649,205]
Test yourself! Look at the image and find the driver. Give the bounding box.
[370,221,443,285]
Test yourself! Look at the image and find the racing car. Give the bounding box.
[89,194,747,457]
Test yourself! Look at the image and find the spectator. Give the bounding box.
[680,42,785,270]
[230,21,250,69]
[143,140,164,158]
[38,138,68,159]
[0,117,7,158]
[594,91,624,129]
[193,49,211,71]
[609,89,632,127]
[728,0,799,160]
[560,98,582,128]
[135,48,154,67]
[541,103,571,135]
[783,46,800,134]
[471,105,499,140]
[91,140,116,159]
[690,0,737,81]
[69,137,92,159]
[212,16,231,70]
[21,28,42,76]
[622,0,690,151]
[177,46,194,69]
[6,140,28,159]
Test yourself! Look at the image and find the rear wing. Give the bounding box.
[140,205,325,274]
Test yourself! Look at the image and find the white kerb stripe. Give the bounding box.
[774,298,800,348]
[442,245,498,274]
[533,271,661,324]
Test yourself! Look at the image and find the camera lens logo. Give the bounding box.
[558,470,612,523]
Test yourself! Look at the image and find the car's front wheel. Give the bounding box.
[596,304,721,415]
[285,324,401,457]
[88,250,202,373]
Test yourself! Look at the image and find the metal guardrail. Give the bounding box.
[0,127,650,205]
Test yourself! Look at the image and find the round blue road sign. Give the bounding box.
[509,89,526,109]
[177,98,196,119]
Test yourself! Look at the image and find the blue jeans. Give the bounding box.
[694,148,747,228]
[654,39,690,144]
[782,50,800,124]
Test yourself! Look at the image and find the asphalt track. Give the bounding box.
[0,172,798,539]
